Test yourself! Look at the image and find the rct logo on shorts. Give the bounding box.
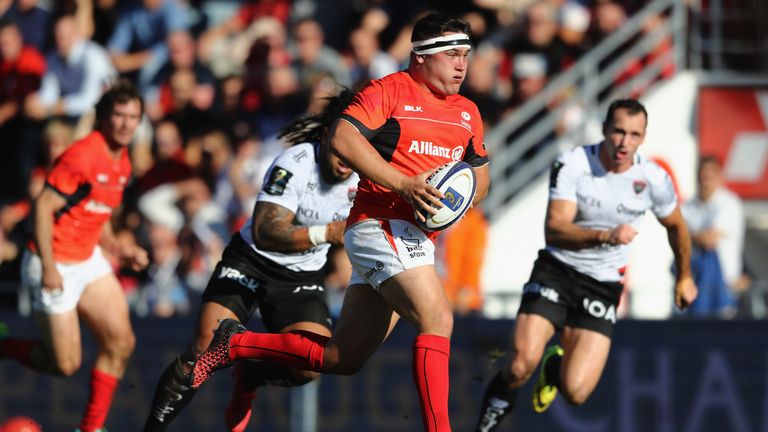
[582,298,617,323]
[523,281,560,303]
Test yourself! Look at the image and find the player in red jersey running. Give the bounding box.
[0,80,148,432]
[185,12,490,432]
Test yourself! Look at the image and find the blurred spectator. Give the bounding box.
[557,1,591,66]
[163,68,213,139]
[0,0,50,51]
[227,134,271,230]
[502,53,556,179]
[25,13,116,124]
[682,156,746,317]
[145,30,216,122]
[107,0,189,89]
[0,18,45,204]
[460,53,507,127]
[289,17,351,89]
[134,119,195,194]
[248,64,307,139]
[137,177,226,311]
[91,0,119,46]
[614,11,675,97]
[504,0,569,77]
[590,0,627,45]
[345,27,399,90]
[198,130,238,231]
[197,0,291,76]
[134,221,189,317]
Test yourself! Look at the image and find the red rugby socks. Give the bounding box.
[413,334,452,432]
[79,368,118,432]
[229,330,328,372]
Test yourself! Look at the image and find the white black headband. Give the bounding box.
[412,33,471,55]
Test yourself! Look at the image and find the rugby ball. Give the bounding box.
[415,161,476,232]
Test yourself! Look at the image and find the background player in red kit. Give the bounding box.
[0,80,148,432]
[186,12,490,432]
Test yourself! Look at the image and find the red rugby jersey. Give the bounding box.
[44,131,131,262]
[339,71,488,234]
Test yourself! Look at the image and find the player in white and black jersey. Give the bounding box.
[143,90,359,432]
[475,99,698,431]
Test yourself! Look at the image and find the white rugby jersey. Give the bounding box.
[239,143,359,272]
[546,143,678,282]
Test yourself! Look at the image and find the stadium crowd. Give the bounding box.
[0,0,678,318]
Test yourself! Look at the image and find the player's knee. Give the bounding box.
[54,356,82,377]
[436,310,454,336]
[107,330,136,359]
[422,307,454,337]
[560,383,591,406]
[508,353,538,385]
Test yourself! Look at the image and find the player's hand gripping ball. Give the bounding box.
[415,161,476,231]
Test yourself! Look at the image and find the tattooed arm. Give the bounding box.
[251,202,345,253]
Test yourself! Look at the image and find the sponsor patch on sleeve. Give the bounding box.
[264,166,293,195]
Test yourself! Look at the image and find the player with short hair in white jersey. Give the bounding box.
[475,99,698,431]
[143,90,359,432]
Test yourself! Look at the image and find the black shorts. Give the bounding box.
[201,233,332,333]
[517,250,623,337]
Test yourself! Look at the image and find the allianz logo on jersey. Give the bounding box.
[218,266,259,291]
[408,141,464,161]
[84,200,113,214]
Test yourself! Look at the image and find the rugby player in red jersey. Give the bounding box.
[185,12,490,432]
[0,80,148,432]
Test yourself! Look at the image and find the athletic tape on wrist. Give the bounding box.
[308,225,328,246]
[412,33,471,55]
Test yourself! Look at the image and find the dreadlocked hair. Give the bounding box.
[278,88,356,146]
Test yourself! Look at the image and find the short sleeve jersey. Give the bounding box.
[339,71,488,236]
[547,144,677,282]
[239,143,359,272]
[45,131,131,262]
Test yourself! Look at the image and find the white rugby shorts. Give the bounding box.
[345,219,435,289]
[21,247,113,314]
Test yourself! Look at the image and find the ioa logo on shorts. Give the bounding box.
[219,266,259,291]
[582,298,616,323]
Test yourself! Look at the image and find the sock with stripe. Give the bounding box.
[229,330,328,372]
[412,334,452,432]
